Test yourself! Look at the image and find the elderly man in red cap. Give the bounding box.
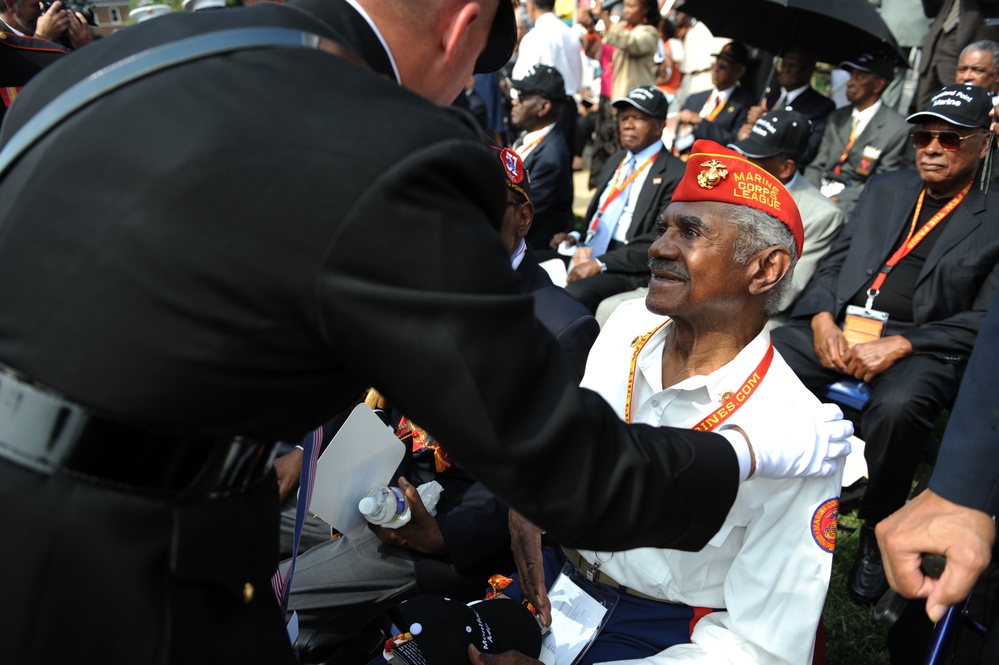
[497,139,845,665]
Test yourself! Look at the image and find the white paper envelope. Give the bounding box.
[308,403,406,536]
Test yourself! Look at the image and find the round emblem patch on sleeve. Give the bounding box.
[811,497,839,553]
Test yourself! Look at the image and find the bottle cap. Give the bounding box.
[358,497,376,516]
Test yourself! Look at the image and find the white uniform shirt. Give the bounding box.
[577,300,844,665]
[511,12,584,96]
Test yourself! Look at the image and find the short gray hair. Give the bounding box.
[725,203,798,317]
[961,40,999,68]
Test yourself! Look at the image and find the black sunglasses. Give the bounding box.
[910,129,984,151]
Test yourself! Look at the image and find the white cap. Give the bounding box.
[358,497,376,516]
[129,4,172,22]
[182,0,227,11]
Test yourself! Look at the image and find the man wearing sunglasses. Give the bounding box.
[773,83,999,605]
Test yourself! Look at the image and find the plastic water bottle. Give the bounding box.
[358,486,412,528]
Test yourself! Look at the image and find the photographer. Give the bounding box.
[1,0,92,50]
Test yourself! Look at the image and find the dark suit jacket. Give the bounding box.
[766,87,836,167]
[585,146,686,273]
[523,123,574,250]
[929,289,999,515]
[683,85,757,147]
[804,103,914,215]
[0,32,66,124]
[0,0,739,576]
[790,170,999,361]
[518,247,600,379]
[415,247,598,594]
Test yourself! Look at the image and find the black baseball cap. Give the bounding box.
[510,64,567,100]
[839,52,896,80]
[475,0,516,73]
[712,41,750,66]
[384,596,542,664]
[906,84,994,129]
[728,110,812,159]
[611,85,669,119]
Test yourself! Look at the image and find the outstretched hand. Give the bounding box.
[370,477,447,556]
[508,509,552,627]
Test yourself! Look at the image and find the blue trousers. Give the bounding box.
[503,547,716,664]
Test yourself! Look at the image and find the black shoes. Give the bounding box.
[847,524,890,604]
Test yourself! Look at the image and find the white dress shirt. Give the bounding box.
[511,12,584,96]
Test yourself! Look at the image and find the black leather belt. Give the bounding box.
[0,364,277,496]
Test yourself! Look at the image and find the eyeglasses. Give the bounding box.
[910,130,985,151]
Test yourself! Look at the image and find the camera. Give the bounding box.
[42,0,98,27]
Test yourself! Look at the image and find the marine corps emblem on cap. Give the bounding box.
[696,159,728,189]
[500,148,525,184]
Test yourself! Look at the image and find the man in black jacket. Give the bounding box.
[551,86,686,312]
[0,0,849,662]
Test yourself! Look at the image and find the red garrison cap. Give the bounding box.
[672,140,804,256]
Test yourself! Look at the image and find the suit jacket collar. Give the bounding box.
[289,0,397,80]
[523,124,561,169]
[588,142,670,235]
[515,247,554,293]
[875,172,987,285]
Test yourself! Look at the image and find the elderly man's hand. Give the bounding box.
[843,335,912,382]
[549,232,574,249]
[273,448,303,502]
[746,402,853,479]
[676,109,702,126]
[370,477,447,556]
[468,644,544,665]
[810,312,849,372]
[877,489,995,622]
[567,259,602,283]
[508,509,552,627]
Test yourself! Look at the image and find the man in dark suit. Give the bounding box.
[672,41,756,156]
[550,86,685,312]
[878,288,999,655]
[283,148,598,661]
[916,0,999,110]
[510,64,575,250]
[805,52,914,217]
[773,84,999,605]
[737,47,836,167]
[0,0,851,661]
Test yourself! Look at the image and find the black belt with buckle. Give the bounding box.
[0,364,277,496]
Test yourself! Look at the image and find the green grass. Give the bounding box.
[821,406,947,665]
[823,510,891,665]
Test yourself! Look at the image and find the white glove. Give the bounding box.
[751,402,854,479]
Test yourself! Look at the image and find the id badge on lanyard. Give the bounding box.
[842,304,888,347]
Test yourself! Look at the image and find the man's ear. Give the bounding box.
[441,2,482,65]
[775,157,797,181]
[516,201,535,239]
[747,246,791,297]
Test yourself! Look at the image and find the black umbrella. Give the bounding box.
[677,0,908,67]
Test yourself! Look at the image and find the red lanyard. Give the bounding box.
[624,322,775,430]
[584,151,660,244]
[864,182,972,309]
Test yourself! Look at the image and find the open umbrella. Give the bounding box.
[677,0,908,67]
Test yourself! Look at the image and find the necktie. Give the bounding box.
[942,0,960,33]
[774,89,788,110]
[706,94,725,121]
[834,116,859,175]
[588,156,637,256]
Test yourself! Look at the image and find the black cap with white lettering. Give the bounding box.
[728,109,812,159]
[906,84,994,129]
